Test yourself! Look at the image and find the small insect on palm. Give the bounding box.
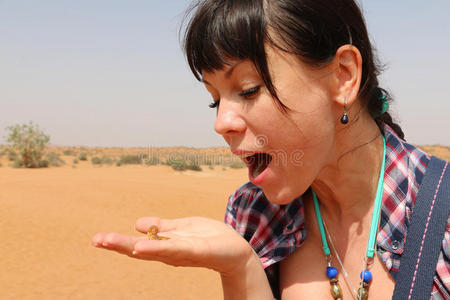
[147,225,170,240]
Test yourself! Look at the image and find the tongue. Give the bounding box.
[252,153,272,178]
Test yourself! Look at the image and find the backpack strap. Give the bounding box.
[392,156,450,300]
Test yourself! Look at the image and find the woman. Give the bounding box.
[92,0,449,299]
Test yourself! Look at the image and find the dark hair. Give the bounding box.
[183,0,404,139]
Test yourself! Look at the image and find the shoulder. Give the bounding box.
[382,124,431,213]
[383,123,430,188]
[224,182,307,268]
[380,124,450,295]
[377,124,431,273]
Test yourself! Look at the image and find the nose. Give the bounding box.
[214,101,246,137]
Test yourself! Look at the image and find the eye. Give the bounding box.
[209,100,220,109]
[239,86,260,99]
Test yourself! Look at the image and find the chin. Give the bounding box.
[262,186,303,205]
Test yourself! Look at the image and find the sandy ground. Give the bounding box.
[1,145,448,300]
[0,160,247,300]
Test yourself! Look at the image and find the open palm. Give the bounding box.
[92,216,255,277]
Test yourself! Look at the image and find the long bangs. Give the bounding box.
[183,0,267,81]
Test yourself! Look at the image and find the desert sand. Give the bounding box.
[1,144,449,300]
[0,157,247,300]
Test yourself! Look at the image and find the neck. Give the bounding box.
[311,112,384,224]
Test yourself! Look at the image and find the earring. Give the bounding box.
[340,99,349,124]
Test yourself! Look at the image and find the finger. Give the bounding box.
[91,232,107,247]
[94,232,143,255]
[132,238,207,268]
[133,236,197,258]
[135,217,179,234]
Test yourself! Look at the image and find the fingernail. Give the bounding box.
[132,250,137,255]
[102,242,108,247]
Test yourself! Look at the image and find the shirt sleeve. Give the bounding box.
[224,182,307,269]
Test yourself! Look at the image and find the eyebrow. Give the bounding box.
[201,61,244,85]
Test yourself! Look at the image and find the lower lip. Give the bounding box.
[249,163,271,186]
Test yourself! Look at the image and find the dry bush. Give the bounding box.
[7,150,17,161]
[91,156,113,166]
[78,152,88,161]
[116,154,142,166]
[145,156,161,166]
[228,162,246,169]
[164,158,202,171]
[63,148,75,156]
[5,122,50,168]
[45,152,65,167]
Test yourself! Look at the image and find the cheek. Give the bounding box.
[275,73,335,135]
[282,95,336,150]
[261,119,335,204]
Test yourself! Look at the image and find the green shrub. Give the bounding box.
[91,156,113,166]
[46,152,65,167]
[171,162,185,171]
[145,156,160,166]
[63,149,74,156]
[91,157,102,165]
[228,162,246,169]
[165,158,201,171]
[5,122,50,168]
[8,150,17,161]
[186,162,202,171]
[79,152,88,161]
[12,159,23,168]
[100,156,113,165]
[12,158,48,168]
[39,160,49,168]
[208,165,214,170]
[73,158,79,164]
[118,154,142,165]
[167,159,187,171]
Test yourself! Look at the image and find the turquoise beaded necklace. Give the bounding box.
[312,135,386,300]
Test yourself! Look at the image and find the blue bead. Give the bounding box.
[360,270,372,282]
[326,267,338,278]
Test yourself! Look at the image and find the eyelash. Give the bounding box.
[239,86,260,98]
[208,86,261,109]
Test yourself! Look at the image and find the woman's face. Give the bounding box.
[202,46,341,204]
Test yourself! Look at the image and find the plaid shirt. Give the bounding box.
[224,124,450,299]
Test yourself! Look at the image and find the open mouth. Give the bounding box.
[244,153,273,179]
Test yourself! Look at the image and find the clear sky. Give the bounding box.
[1,0,449,147]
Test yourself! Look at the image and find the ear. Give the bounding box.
[331,45,362,107]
